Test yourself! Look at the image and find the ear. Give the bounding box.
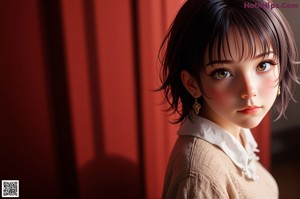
[181,70,202,98]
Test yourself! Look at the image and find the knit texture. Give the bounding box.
[162,136,278,199]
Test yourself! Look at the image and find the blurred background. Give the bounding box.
[0,0,299,198]
[271,1,300,198]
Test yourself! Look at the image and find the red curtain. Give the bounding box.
[0,0,269,198]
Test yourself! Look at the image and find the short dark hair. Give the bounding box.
[158,0,299,123]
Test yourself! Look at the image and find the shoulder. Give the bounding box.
[169,135,234,175]
[163,136,235,198]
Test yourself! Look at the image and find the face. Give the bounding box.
[199,29,279,134]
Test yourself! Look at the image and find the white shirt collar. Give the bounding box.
[178,116,260,180]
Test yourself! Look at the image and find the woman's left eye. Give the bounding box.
[257,61,275,72]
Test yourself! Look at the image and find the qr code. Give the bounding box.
[2,180,19,198]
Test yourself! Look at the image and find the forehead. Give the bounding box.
[205,26,274,63]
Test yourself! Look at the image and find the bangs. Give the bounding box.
[207,6,280,64]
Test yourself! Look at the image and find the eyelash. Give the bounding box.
[257,60,277,72]
[209,68,232,79]
[209,60,277,80]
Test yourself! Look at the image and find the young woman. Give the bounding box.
[159,0,299,198]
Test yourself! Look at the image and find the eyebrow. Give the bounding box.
[205,51,276,67]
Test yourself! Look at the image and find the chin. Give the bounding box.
[236,116,264,129]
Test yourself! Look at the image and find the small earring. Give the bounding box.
[193,98,201,115]
[277,85,281,96]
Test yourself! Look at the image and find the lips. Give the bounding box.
[238,106,262,114]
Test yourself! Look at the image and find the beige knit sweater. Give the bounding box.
[162,136,279,199]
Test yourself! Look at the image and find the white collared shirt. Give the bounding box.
[178,116,260,180]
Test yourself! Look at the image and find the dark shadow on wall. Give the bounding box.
[80,0,145,198]
[39,0,145,198]
[81,0,144,198]
[80,155,143,199]
[40,0,79,198]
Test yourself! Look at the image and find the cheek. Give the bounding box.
[262,80,275,91]
[258,76,278,94]
[258,66,279,93]
[205,86,233,105]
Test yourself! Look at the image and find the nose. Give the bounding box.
[239,74,257,99]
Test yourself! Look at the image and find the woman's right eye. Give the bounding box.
[211,69,232,79]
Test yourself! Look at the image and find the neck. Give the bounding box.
[199,106,243,145]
